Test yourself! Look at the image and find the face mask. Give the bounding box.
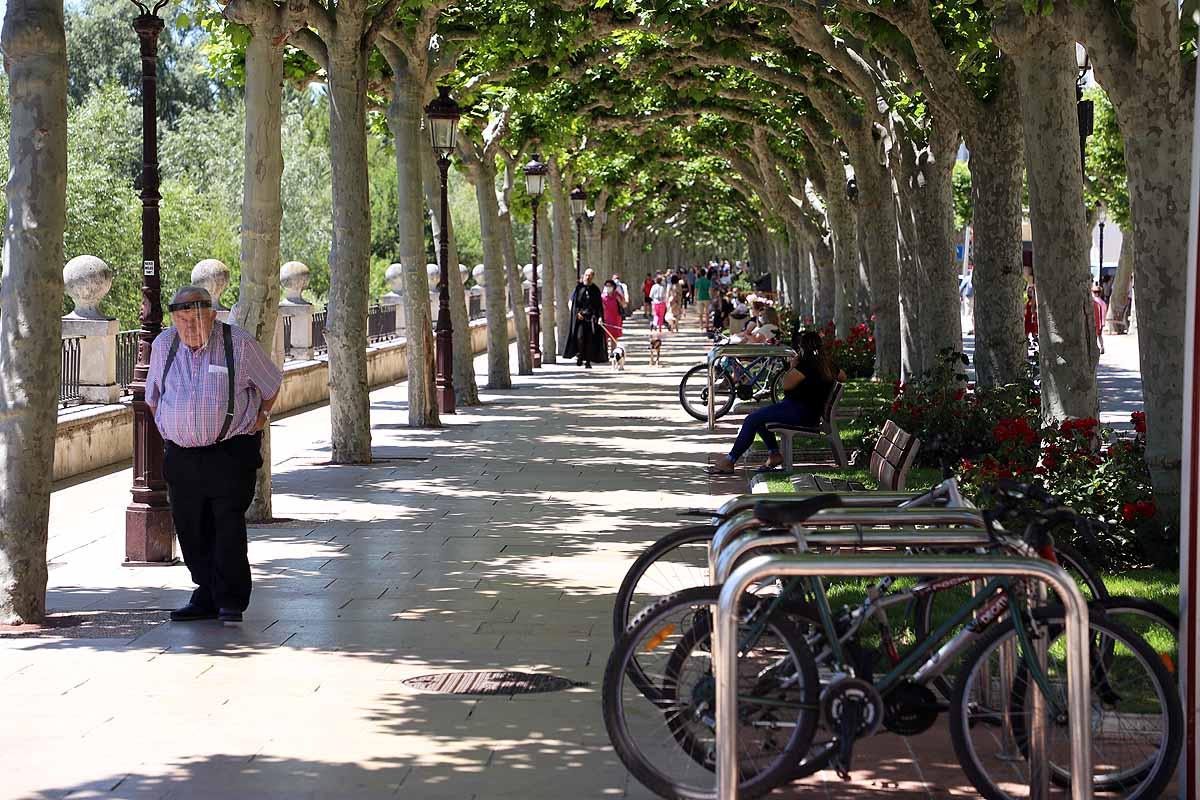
[603,288,612,296]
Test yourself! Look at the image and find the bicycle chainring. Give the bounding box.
[821,677,884,738]
[882,680,940,736]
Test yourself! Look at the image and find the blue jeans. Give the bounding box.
[728,398,819,464]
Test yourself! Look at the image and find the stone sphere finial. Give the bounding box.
[385,263,404,295]
[191,259,230,310]
[280,261,311,305]
[471,264,486,287]
[458,263,468,285]
[426,263,441,288]
[63,255,114,320]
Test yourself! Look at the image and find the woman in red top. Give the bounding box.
[601,279,624,352]
[642,274,654,318]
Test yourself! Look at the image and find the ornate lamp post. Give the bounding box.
[1075,44,1094,180]
[523,153,547,368]
[569,186,588,281]
[425,86,461,414]
[125,0,174,565]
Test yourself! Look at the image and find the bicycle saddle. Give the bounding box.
[753,494,843,526]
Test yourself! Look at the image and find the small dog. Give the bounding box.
[610,344,626,371]
[648,336,662,367]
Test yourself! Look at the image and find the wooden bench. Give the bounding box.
[766,381,847,470]
[789,420,922,492]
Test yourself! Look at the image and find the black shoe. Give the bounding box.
[218,609,243,623]
[576,358,583,366]
[170,603,218,622]
[584,362,592,369]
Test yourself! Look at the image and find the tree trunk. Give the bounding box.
[385,75,439,426]
[812,230,836,325]
[847,136,901,379]
[462,155,511,389]
[548,160,575,345]
[538,199,557,364]
[996,10,1098,420]
[496,157,531,375]
[324,47,372,461]
[894,185,924,379]
[0,0,67,624]
[1105,235,1132,334]
[232,29,285,522]
[421,146,479,406]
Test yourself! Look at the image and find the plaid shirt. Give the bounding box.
[146,321,283,448]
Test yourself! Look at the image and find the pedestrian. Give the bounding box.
[668,274,685,332]
[649,274,668,330]
[564,268,607,368]
[958,272,975,335]
[147,286,283,623]
[611,273,629,318]
[695,268,712,330]
[601,278,624,353]
[710,289,733,335]
[642,273,654,319]
[685,267,697,308]
[1092,284,1108,355]
[729,289,750,333]
[705,330,845,475]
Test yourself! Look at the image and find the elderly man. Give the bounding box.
[563,269,607,368]
[147,286,282,623]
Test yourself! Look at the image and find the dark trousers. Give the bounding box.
[163,433,262,611]
[728,399,819,464]
[574,319,595,365]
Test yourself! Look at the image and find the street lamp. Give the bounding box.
[570,186,588,281]
[1075,43,1094,180]
[523,153,547,368]
[425,85,460,414]
[125,0,174,565]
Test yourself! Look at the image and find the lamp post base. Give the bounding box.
[124,504,175,564]
[529,308,542,368]
[435,326,456,414]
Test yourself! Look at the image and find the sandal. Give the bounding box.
[703,465,736,476]
[754,463,783,474]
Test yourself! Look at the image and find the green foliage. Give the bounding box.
[952,160,972,229]
[1084,86,1130,228]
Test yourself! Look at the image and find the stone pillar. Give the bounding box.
[379,263,406,336]
[279,261,315,360]
[62,255,121,404]
[471,264,486,317]
[191,258,231,322]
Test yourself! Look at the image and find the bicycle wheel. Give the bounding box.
[602,587,819,800]
[949,606,1182,799]
[679,364,735,421]
[768,364,786,405]
[1092,596,1179,683]
[612,525,715,641]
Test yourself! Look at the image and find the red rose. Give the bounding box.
[954,389,966,401]
[1041,455,1058,470]
[1122,503,1136,522]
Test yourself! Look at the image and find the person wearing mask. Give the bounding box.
[710,289,733,336]
[667,274,686,332]
[1092,284,1108,356]
[649,275,668,331]
[705,330,845,475]
[601,278,624,352]
[564,269,607,368]
[642,273,654,319]
[729,290,751,332]
[147,286,283,623]
[611,273,630,318]
[695,269,712,331]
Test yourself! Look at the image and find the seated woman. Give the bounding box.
[726,305,779,345]
[704,331,846,475]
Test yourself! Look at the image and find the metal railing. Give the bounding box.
[705,343,796,430]
[311,311,327,355]
[59,336,82,407]
[116,330,139,394]
[714,552,1092,800]
[367,304,397,343]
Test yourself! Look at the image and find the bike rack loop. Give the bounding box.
[713,553,1092,800]
[705,343,796,431]
[706,508,988,583]
[704,477,974,522]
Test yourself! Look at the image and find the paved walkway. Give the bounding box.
[4,316,1150,799]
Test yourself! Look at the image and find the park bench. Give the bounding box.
[766,381,847,470]
[787,420,922,493]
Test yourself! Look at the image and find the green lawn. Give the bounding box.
[762,466,944,493]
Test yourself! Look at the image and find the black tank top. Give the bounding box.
[784,356,832,412]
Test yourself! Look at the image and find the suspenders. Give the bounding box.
[162,322,238,442]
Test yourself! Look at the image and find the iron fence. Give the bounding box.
[312,310,327,355]
[60,336,82,407]
[116,329,140,394]
[367,304,397,343]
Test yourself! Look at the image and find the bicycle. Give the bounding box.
[677,337,790,421]
[603,484,1182,800]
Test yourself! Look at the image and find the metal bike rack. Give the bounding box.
[705,343,796,431]
[713,553,1092,800]
[707,507,988,582]
[698,478,972,523]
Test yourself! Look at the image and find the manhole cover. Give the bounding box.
[401,670,585,696]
